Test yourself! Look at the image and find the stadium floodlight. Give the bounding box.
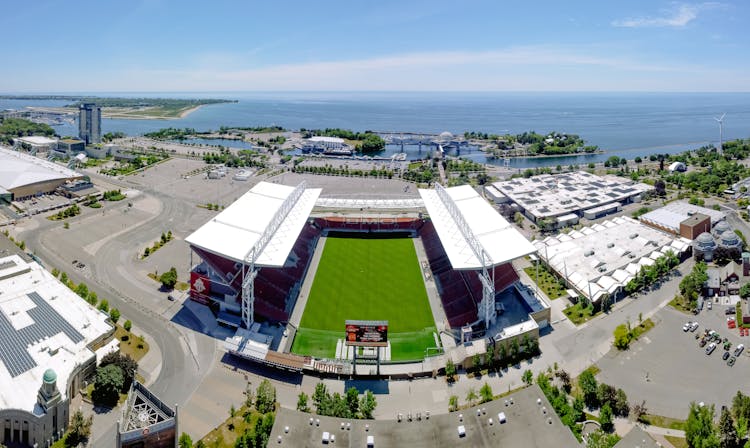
[714,113,726,153]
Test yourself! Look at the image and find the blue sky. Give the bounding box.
[2,0,748,92]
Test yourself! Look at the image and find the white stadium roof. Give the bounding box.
[0,146,81,191]
[0,255,112,413]
[186,181,322,267]
[419,185,536,270]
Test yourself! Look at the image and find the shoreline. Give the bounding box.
[26,104,204,121]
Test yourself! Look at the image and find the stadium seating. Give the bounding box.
[189,223,321,323]
[419,221,519,329]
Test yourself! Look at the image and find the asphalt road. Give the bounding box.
[19,171,218,445]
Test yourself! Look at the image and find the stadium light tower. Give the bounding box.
[714,113,726,153]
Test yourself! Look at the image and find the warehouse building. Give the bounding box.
[533,216,691,303]
[492,171,652,226]
[0,147,83,200]
[0,244,114,447]
[639,201,726,238]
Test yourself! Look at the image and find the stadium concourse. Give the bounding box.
[185,181,549,377]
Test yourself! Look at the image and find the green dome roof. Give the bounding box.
[43,368,57,383]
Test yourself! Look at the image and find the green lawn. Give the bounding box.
[523,265,566,299]
[292,237,437,361]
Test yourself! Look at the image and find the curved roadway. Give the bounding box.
[19,171,217,445]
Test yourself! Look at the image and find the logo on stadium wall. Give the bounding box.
[190,272,210,304]
[193,277,206,294]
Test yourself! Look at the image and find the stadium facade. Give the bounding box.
[0,236,114,447]
[186,181,547,375]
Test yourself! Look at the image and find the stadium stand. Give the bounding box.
[189,223,320,323]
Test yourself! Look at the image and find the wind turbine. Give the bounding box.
[714,113,726,153]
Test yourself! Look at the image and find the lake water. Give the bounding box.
[3,92,749,168]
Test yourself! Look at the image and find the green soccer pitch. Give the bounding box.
[291,236,438,361]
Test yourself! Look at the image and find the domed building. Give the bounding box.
[720,230,742,250]
[712,220,732,238]
[693,232,718,261]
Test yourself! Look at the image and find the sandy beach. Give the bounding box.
[26,104,203,120]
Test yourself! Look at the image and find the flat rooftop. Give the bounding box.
[186,181,322,267]
[14,136,57,146]
[419,185,536,269]
[0,254,112,413]
[269,384,579,448]
[492,171,653,220]
[533,216,690,301]
[640,201,726,232]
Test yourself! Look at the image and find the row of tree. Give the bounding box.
[50,269,123,324]
[292,164,394,179]
[297,383,377,420]
[685,391,750,448]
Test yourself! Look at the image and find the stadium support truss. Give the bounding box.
[433,183,496,328]
[241,181,307,328]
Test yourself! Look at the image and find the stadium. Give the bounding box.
[185,181,549,375]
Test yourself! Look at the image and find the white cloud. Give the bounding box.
[612,2,720,28]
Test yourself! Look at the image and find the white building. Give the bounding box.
[533,216,691,303]
[0,253,113,447]
[492,171,652,224]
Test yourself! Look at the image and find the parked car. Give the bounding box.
[690,322,699,332]
[683,322,691,332]
[700,339,708,347]
[167,294,175,301]
[726,307,737,315]
[735,344,745,357]
[706,343,717,355]
[728,356,737,367]
[723,351,731,360]
[724,341,732,350]
[708,301,713,310]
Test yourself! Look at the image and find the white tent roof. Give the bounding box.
[186,182,321,267]
[0,146,81,191]
[419,185,536,269]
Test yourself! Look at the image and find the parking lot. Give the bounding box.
[597,302,750,417]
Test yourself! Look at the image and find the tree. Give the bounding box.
[346,387,360,417]
[514,212,525,229]
[255,379,276,414]
[99,352,138,391]
[740,283,750,299]
[359,390,377,419]
[313,382,328,412]
[579,369,599,409]
[480,382,493,403]
[597,383,617,409]
[109,308,121,324]
[123,319,132,332]
[92,364,124,406]
[586,429,620,448]
[555,369,572,393]
[631,400,648,423]
[573,395,585,422]
[159,267,178,289]
[67,409,92,446]
[466,388,478,407]
[613,324,631,350]
[686,402,719,448]
[75,282,89,299]
[297,392,310,413]
[522,369,534,386]
[98,299,109,312]
[719,406,740,448]
[655,179,667,196]
[445,359,456,380]
[614,388,629,417]
[599,402,614,433]
[449,395,459,412]
[178,432,193,448]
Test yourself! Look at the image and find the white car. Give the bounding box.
[735,344,745,357]
[708,301,713,310]
[683,322,691,332]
